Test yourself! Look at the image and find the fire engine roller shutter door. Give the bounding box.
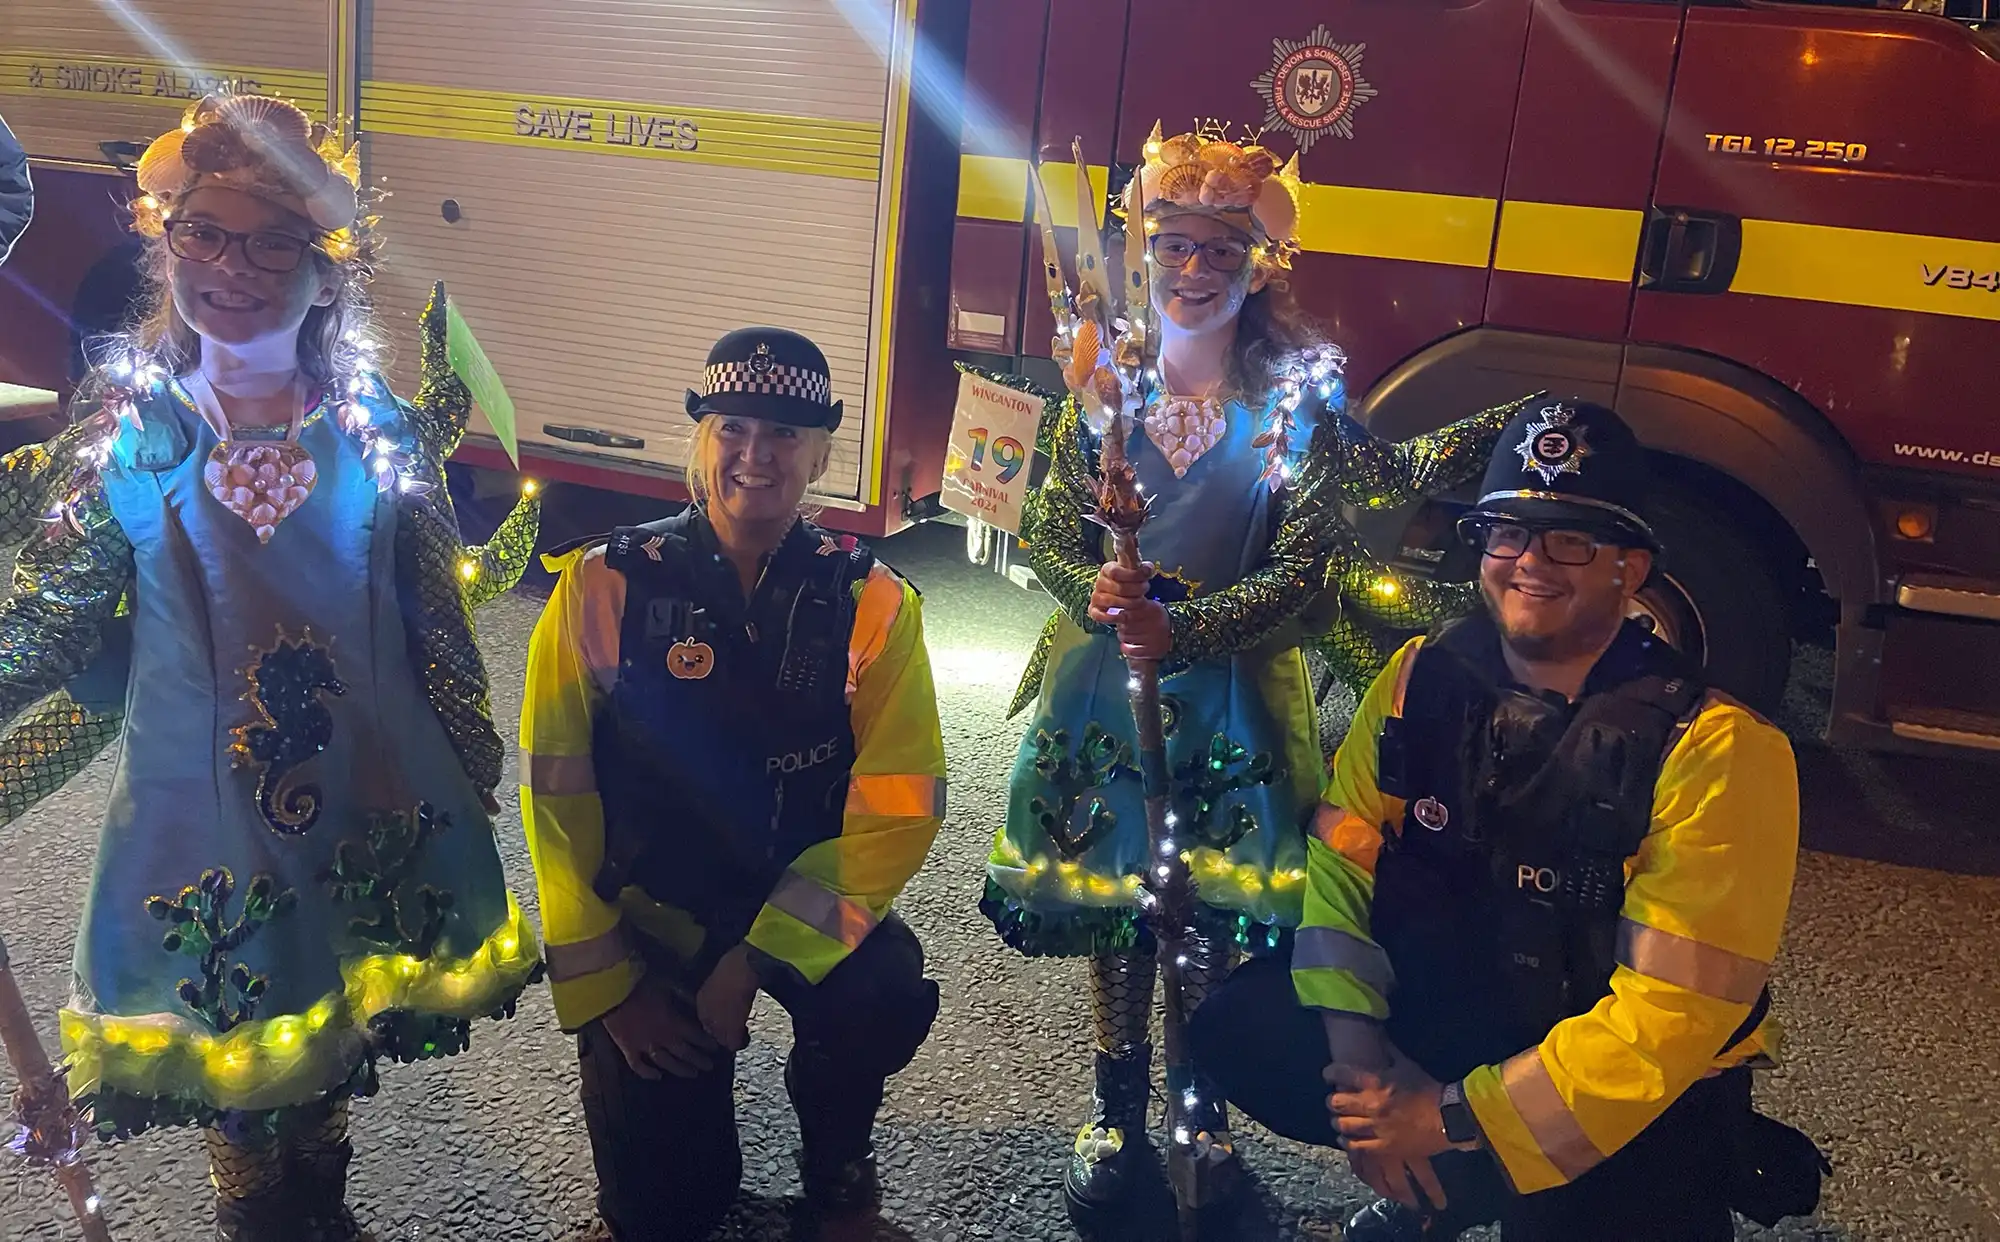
[0,0,327,163]
[360,0,908,503]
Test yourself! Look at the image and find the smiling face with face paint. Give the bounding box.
[1148,213,1267,340]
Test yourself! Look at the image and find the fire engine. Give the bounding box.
[3,0,1998,753]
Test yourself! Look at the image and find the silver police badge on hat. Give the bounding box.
[1514,403,1593,485]
[1413,796,1449,832]
[748,341,775,376]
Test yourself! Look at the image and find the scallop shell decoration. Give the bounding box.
[1157,134,1204,168]
[135,127,192,198]
[1156,162,1206,203]
[130,93,359,232]
[204,441,318,544]
[1066,318,1104,391]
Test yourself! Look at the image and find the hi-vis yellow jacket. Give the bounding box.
[1296,638,1799,1194]
[520,539,947,1031]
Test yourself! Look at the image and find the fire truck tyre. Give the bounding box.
[1631,487,1790,716]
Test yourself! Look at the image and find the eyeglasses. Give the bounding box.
[164,219,316,274]
[1148,232,1253,273]
[1467,521,1608,566]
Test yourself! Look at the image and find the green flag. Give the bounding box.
[444,301,519,468]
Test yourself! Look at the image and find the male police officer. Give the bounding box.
[1189,399,1803,1239]
[521,328,946,1240]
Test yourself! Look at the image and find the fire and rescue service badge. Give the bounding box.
[1250,25,1377,154]
[1515,403,1592,485]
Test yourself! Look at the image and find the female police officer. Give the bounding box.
[520,327,946,1240]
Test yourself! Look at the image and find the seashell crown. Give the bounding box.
[134,94,363,253]
[1120,120,1303,271]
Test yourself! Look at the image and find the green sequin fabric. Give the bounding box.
[0,694,124,827]
[393,283,509,795]
[463,488,543,610]
[0,438,57,547]
[0,473,134,726]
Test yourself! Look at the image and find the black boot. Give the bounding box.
[785,1051,884,1222]
[1063,1043,1153,1213]
[797,1147,881,1214]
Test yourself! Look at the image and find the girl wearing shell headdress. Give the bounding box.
[978,123,1529,1217]
[0,94,542,1241]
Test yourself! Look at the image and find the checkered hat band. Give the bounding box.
[702,361,833,406]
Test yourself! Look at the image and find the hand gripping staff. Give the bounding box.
[0,932,114,1241]
[1032,143,1225,1236]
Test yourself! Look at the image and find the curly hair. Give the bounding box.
[1226,275,1328,399]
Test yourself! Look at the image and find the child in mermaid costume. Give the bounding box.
[977,124,1533,1216]
[0,95,541,1241]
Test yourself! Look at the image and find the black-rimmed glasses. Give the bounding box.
[1466,521,1607,566]
[1148,232,1253,273]
[164,219,317,274]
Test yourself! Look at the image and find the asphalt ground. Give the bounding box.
[4,494,2000,1242]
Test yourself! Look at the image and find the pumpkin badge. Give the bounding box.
[667,637,716,680]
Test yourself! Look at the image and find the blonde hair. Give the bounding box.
[684,413,833,507]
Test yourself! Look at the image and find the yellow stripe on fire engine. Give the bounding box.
[1495,201,1645,284]
[954,155,1491,269]
[361,82,884,183]
[956,155,1110,230]
[1731,218,2000,323]
[0,50,325,115]
[864,0,923,508]
[1295,182,1496,269]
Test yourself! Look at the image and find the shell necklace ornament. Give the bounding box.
[1143,386,1229,479]
[185,371,319,544]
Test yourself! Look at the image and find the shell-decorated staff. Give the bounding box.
[977,119,1534,1220]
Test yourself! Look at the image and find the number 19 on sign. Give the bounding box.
[965,428,1026,484]
[939,371,1042,535]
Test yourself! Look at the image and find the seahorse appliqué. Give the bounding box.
[231,629,345,835]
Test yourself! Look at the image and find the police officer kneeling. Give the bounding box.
[1190,400,1817,1240]
[521,328,947,1240]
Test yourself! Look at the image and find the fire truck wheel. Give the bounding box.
[1629,487,1790,715]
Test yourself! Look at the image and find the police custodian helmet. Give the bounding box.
[1457,398,1659,552]
[685,326,844,432]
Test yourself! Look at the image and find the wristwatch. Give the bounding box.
[1439,1079,1481,1147]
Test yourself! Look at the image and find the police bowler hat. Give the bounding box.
[685,326,844,432]
[1458,398,1659,552]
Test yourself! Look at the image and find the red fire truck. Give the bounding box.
[3,0,1999,752]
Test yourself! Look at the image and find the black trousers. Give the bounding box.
[578,914,940,1242]
[1189,950,1747,1242]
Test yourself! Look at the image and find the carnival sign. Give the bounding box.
[941,372,1040,535]
[1250,25,1377,154]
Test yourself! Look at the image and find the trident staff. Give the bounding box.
[1030,140,1228,1236]
[0,932,113,1242]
